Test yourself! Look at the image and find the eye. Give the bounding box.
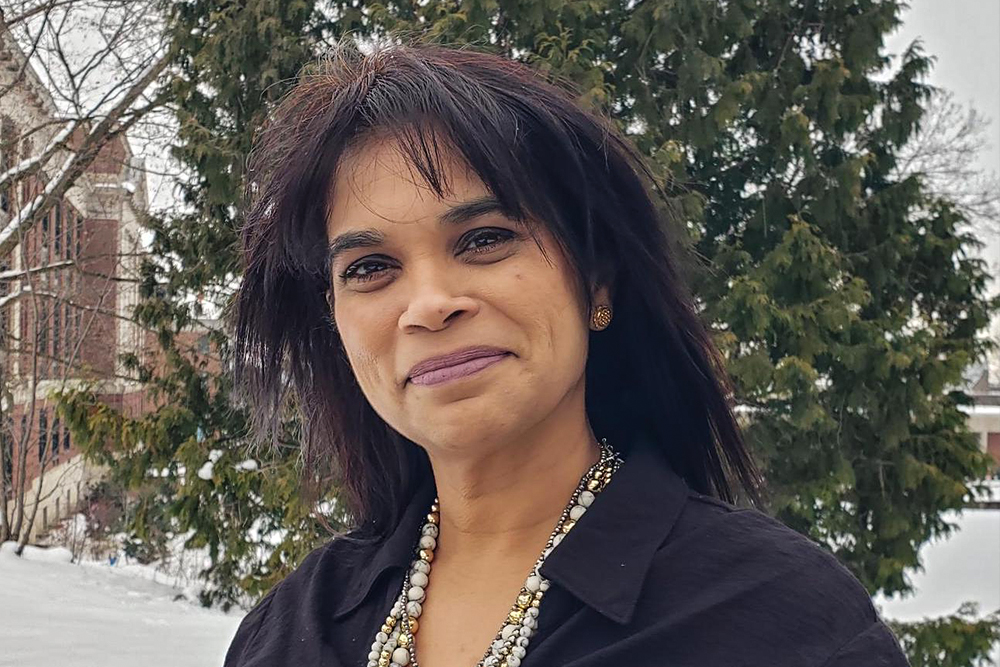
[339,256,395,284]
[460,227,517,255]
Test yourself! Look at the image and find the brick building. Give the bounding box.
[0,26,150,543]
[962,366,1000,478]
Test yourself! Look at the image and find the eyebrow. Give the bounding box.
[326,195,509,269]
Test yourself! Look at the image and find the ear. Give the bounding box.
[591,282,612,308]
[589,267,614,309]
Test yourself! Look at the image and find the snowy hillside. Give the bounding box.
[0,542,241,667]
[0,508,996,666]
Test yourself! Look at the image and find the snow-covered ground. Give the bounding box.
[0,542,242,667]
[875,508,1000,664]
[0,508,996,666]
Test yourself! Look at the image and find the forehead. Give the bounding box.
[326,137,490,233]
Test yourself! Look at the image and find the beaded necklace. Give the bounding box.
[365,439,624,667]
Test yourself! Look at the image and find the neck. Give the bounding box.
[424,406,601,567]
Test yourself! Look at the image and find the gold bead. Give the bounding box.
[398,633,410,648]
[508,609,524,624]
[419,549,434,562]
[427,512,439,525]
[407,617,419,634]
[378,655,389,667]
[384,615,396,627]
[516,592,532,608]
[531,598,541,608]
[430,502,439,513]
[534,590,544,599]
[586,478,601,491]
[380,623,392,635]
[561,519,576,533]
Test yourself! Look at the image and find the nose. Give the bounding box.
[398,268,479,332]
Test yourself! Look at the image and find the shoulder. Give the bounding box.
[644,490,908,665]
[222,538,361,667]
[672,490,873,609]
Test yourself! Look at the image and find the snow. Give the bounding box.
[0,509,994,666]
[0,541,73,563]
[197,449,228,480]
[876,509,1000,664]
[971,480,1000,504]
[0,542,242,667]
[196,460,214,480]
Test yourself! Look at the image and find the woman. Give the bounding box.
[226,38,909,667]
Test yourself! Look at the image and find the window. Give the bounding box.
[2,416,12,485]
[0,258,7,340]
[41,211,49,261]
[53,302,60,369]
[64,302,71,360]
[987,433,1000,479]
[0,116,15,213]
[38,302,48,377]
[38,408,47,463]
[50,417,60,463]
[54,203,62,256]
[75,213,83,256]
[65,209,74,260]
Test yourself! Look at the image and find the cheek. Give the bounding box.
[510,266,588,359]
[334,299,396,387]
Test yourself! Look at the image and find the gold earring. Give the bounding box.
[590,304,612,331]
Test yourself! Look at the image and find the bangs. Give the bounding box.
[245,40,612,289]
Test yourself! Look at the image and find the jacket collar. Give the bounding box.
[538,432,689,624]
[329,432,689,625]
[329,469,436,621]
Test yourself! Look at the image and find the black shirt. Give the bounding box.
[223,434,911,666]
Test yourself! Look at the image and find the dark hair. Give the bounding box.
[232,35,763,538]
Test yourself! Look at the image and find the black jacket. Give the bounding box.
[223,434,910,666]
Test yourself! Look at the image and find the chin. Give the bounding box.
[410,409,520,454]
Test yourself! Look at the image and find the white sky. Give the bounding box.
[886,0,1000,176]
[886,0,1000,302]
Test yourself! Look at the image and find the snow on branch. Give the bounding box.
[0,47,171,257]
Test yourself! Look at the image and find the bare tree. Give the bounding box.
[896,89,1000,233]
[0,0,172,255]
[0,0,172,552]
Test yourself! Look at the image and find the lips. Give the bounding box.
[407,345,512,384]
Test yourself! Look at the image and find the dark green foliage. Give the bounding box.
[57,0,998,659]
[375,0,998,602]
[888,603,1000,667]
[56,0,354,609]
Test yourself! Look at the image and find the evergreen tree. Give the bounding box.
[59,0,998,658]
[60,0,358,609]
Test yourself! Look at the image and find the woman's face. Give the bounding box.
[326,138,608,455]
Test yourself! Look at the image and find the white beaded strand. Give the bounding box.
[365,439,623,667]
